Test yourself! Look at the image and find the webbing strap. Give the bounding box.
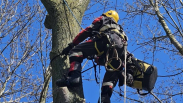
[94,42,104,56]
[99,24,120,32]
[137,89,149,96]
[110,29,127,41]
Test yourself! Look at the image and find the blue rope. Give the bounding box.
[63,0,83,30]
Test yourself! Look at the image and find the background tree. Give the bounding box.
[0,0,52,102]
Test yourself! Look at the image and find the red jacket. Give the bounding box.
[72,16,126,46]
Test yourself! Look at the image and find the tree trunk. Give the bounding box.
[41,0,90,103]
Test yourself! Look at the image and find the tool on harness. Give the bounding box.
[133,60,157,93]
[120,55,158,95]
[119,54,160,103]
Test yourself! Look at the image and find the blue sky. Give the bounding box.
[9,0,181,102]
[81,5,147,103]
[80,0,183,103]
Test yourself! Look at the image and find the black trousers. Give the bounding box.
[69,33,125,99]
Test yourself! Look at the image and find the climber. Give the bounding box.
[56,10,128,103]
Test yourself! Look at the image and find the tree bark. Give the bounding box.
[41,0,90,102]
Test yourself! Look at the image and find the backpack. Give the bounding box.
[119,55,158,95]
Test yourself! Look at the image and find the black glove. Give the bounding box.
[61,43,74,55]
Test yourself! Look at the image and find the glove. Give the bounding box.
[61,43,74,55]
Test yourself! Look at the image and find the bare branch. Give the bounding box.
[149,0,183,56]
[179,0,183,6]
[161,3,183,37]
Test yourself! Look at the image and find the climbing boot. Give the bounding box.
[56,71,81,87]
[98,95,111,103]
[98,86,112,103]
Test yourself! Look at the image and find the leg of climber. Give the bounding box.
[98,71,119,103]
[56,61,82,87]
[98,32,127,102]
[56,39,107,87]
